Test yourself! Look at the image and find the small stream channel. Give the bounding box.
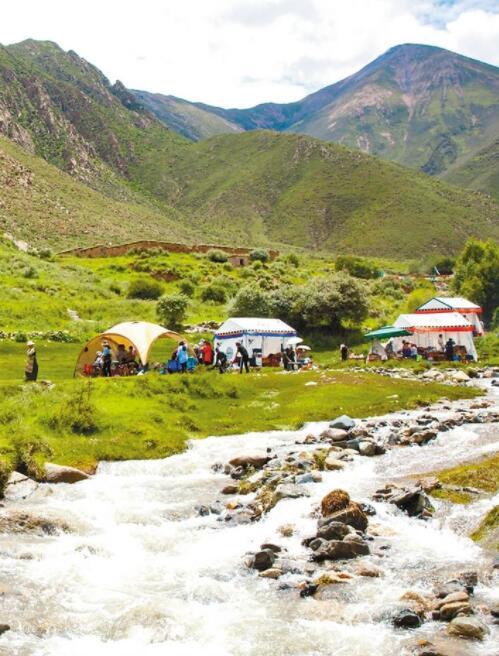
[0,382,498,656]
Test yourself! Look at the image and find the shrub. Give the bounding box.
[157,293,189,329]
[127,277,163,300]
[249,248,270,263]
[48,383,98,435]
[201,283,227,303]
[109,282,122,295]
[286,253,300,267]
[252,260,263,270]
[23,266,38,279]
[207,249,228,263]
[336,255,380,279]
[12,434,53,478]
[179,280,195,297]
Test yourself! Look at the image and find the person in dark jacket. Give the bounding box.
[102,341,112,377]
[234,341,250,373]
[24,340,38,382]
[340,344,349,362]
[445,338,456,361]
[214,347,228,373]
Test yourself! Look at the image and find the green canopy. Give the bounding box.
[364,326,412,341]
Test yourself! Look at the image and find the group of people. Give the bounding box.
[93,341,139,376]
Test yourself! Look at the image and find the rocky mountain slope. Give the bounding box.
[0,39,497,257]
[138,44,499,198]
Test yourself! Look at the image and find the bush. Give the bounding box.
[109,282,122,295]
[249,248,270,263]
[12,434,53,478]
[23,266,38,279]
[179,280,195,297]
[286,253,300,267]
[336,255,380,279]
[252,260,263,270]
[127,277,163,300]
[230,285,270,317]
[207,249,228,263]
[48,383,98,435]
[157,293,189,329]
[201,283,227,303]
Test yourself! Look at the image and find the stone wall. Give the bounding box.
[60,240,279,259]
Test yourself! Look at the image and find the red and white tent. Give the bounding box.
[394,312,477,360]
[415,297,483,335]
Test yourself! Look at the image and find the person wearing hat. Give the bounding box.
[25,340,38,382]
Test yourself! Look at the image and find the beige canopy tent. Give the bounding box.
[74,321,182,376]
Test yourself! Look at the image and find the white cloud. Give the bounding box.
[0,0,497,107]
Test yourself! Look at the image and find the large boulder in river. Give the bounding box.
[250,549,276,571]
[228,455,271,469]
[4,472,38,500]
[312,537,369,561]
[321,489,350,516]
[43,463,89,484]
[447,616,489,640]
[320,501,368,532]
[329,415,356,431]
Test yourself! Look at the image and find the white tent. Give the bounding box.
[416,296,484,335]
[214,317,298,363]
[75,321,181,375]
[393,312,477,360]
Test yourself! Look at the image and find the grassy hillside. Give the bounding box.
[0,135,193,248]
[444,137,499,202]
[167,131,499,257]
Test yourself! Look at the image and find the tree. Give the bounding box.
[207,249,228,263]
[201,282,227,303]
[453,239,499,324]
[335,255,380,279]
[230,284,270,317]
[156,293,189,329]
[300,273,369,331]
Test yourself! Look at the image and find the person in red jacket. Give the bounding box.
[202,340,213,365]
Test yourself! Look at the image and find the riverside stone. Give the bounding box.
[329,415,355,431]
[312,538,369,561]
[324,457,345,471]
[4,472,38,500]
[439,601,472,621]
[447,616,489,640]
[273,484,310,503]
[358,441,376,456]
[316,521,353,541]
[0,625,10,636]
[392,609,422,629]
[250,549,276,571]
[228,455,271,469]
[43,463,89,484]
[321,503,369,532]
[321,489,350,516]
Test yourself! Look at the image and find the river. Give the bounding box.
[1,382,498,656]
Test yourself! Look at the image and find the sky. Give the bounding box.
[1,0,498,107]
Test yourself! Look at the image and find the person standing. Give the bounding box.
[24,340,38,382]
[235,341,250,373]
[177,342,188,373]
[445,338,455,361]
[438,334,445,352]
[340,344,349,361]
[102,341,112,377]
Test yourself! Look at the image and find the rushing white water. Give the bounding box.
[1,384,498,656]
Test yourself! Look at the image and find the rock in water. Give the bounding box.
[228,455,271,469]
[324,457,345,471]
[392,609,422,629]
[4,472,38,500]
[329,415,356,431]
[358,441,376,456]
[43,463,89,484]
[447,616,489,640]
[312,538,369,561]
[0,625,10,636]
[321,489,350,516]
[316,521,353,541]
[273,484,310,503]
[320,503,368,532]
[250,549,276,571]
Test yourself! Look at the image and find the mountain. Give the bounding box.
[0,39,497,258]
[132,91,242,141]
[443,136,499,201]
[137,44,499,197]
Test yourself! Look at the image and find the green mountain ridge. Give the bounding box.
[0,39,497,258]
[137,44,499,199]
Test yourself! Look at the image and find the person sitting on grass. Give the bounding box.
[234,341,250,373]
[24,340,38,382]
